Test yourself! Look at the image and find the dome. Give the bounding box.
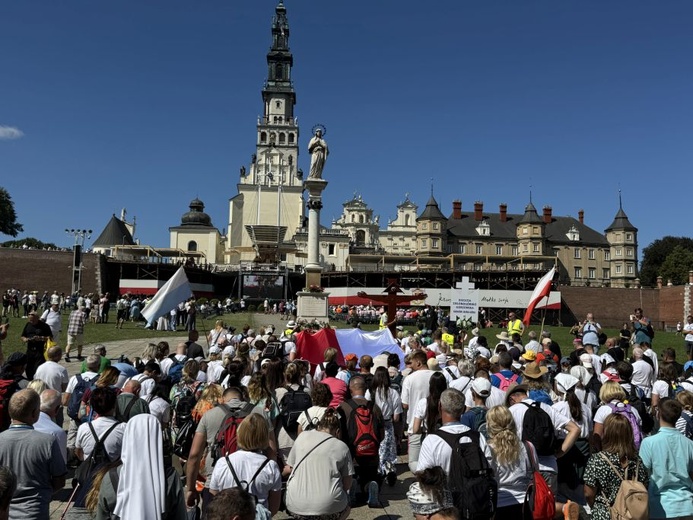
[181,198,212,227]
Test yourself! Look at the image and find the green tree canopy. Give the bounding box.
[1,237,58,249]
[658,245,693,286]
[640,236,693,286]
[0,187,23,237]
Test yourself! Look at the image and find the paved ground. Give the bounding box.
[51,313,415,519]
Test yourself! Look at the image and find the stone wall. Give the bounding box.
[0,249,101,295]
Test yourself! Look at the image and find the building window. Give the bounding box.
[187,241,197,252]
[603,268,610,279]
[574,267,582,279]
[627,264,634,274]
[421,239,427,248]
[355,230,365,245]
[627,248,633,257]
[574,248,581,259]
[260,132,267,142]
[588,249,595,260]
[605,251,610,261]
[288,133,294,144]
[328,244,335,256]
[533,244,540,252]
[433,223,439,230]
[475,244,483,254]
[405,214,411,226]
[616,248,622,256]
[589,268,596,279]
[422,223,428,230]
[432,239,439,248]
[276,101,281,108]
[523,244,528,252]
[616,264,622,274]
[533,226,539,234]
[522,228,528,235]
[359,215,364,224]
[496,245,503,255]
[279,133,286,144]
[626,233,633,241]
[616,233,622,240]
[511,246,518,255]
[460,244,466,254]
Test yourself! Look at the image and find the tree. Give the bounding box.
[639,236,693,286]
[1,238,58,249]
[659,245,693,285]
[0,187,23,237]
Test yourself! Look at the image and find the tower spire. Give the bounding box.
[618,188,623,210]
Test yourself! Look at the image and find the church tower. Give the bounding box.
[227,1,304,265]
[605,194,638,288]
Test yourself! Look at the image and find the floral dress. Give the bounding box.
[583,451,649,520]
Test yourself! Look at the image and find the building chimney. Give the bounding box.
[542,205,552,224]
[499,203,507,223]
[657,276,663,289]
[578,209,584,224]
[452,200,462,219]
[474,201,483,221]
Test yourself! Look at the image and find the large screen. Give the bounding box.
[242,274,285,300]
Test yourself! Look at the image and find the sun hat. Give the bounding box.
[471,378,491,397]
[286,320,297,328]
[554,373,580,394]
[495,331,511,342]
[521,350,537,362]
[523,362,548,379]
[505,383,529,406]
[579,353,593,369]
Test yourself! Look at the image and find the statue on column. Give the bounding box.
[308,125,328,179]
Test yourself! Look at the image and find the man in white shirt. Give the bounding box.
[684,315,693,362]
[75,387,126,462]
[34,389,68,463]
[417,388,488,474]
[40,303,62,345]
[62,355,101,459]
[523,330,542,355]
[507,384,580,494]
[401,350,433,472]
[631,347,654,398]
[35,346,68,392]
[127,361,159,400]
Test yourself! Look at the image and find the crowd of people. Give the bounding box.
[0,304,692,519]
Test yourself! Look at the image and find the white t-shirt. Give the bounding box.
[631,359,654,396]
[573,387,598,412]
[441,366,461,386]
[684,323,693,342]
[401,369,433,429]
[593,400,642,426]
[651,380,670,399]
[427,342,442,355]
[76,416,126,460]
[643,349,659,376]
[417,423,489,475]
[159,357,174,376]
[365,388,402,422]
[449,376,472,394]
[66,371,99,394]
[552,401,593,438]
[209,450,281,507]
[488,441,533,507]
[128,373,155,399]
[509,399,570,473]
[296,406,328,431]
[146,396,171,426]
[413,398,429,432]
[34,361,69,392]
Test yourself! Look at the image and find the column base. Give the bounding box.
[297,291,330,323]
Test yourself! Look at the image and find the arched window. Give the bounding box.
[359,215,364,224]
[187,241,197,252]
[288,133,294,144]
[405,214,410,226]
[279,133,286,144]
[276,64,283,79]
[351,214,355,223]
[356,230,366,246]
[260,132,267,143]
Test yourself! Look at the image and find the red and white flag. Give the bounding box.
[522,266,556,327]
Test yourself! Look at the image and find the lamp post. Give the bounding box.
[65,228,92,296]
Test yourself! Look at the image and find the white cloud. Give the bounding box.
[0,126,24,140]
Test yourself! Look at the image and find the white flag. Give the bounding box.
[141,266,193,324]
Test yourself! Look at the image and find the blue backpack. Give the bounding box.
[67,375,91,421]
[167,358,186,385]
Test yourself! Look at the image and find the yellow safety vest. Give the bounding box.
[507,319,523,335]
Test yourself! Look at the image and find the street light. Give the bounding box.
[65,228,92,295]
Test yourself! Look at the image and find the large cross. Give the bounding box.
[357,279,427,337]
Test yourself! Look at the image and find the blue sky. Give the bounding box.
[1,1,691,255]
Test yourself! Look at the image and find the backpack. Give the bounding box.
[681,411,693,440]
[671,381,686,396]
[520,401,557,456]
[347,400,380,458]
[262,341,283,359]
[467,407,488,439]
[210,403,255,466]
[167,357,186,385]
[608,403,643,449]
[445,367,459,381]
[523,441,555,520]
[279,386,312,434]
[390,373,403,394]
[434,429,497,519]
[599,453,649,520]
[172,383,200,428]
[67,374,92,421]
[172,416,196,460]
[495,372,519,392]
[645,324,655,340]
[223,455,271,502]
[73,421,120,507]
[0,379,18,431]
[302,409,317,431]
[115,394,140,423]
[624,387,654,435]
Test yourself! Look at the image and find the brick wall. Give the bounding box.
[0,249,101,295]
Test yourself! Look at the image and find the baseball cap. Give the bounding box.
[209,346,222,355]
[579,353,593,368]
[344,353,358,362]
[471,378,491,397]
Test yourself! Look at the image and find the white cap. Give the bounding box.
[471,378,491,397]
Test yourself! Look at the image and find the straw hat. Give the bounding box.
[495,331,511,342]
[522,361,548,379]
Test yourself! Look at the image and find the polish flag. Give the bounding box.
[522,267,556,327]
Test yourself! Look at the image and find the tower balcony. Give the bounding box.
[257,116,297,127]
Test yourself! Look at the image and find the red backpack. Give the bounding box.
[347,400,379,457]
[210,403,255,466]
[523,441,555,520]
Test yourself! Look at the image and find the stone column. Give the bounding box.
[298,178,330,323]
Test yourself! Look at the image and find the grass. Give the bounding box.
[2,312,690,365]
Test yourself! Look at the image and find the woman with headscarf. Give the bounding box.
[93,414,186,519]
[407,466,455,520]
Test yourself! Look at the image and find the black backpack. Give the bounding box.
[520,401,557,456]
[173,383,199,428]
[279,386,312,434]
[434,429,497,519]
[73,421,120,507]
[625,385,654,434]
